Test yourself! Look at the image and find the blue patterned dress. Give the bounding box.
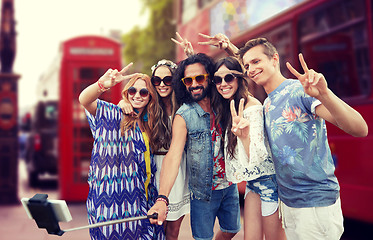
[85,100,164,240]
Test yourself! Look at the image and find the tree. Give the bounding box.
[122,0,176,75]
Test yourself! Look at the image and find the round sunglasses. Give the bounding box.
[181,74,209,87]
[213,73,237,85]
[127,87,149,97]
[151,76,173,86]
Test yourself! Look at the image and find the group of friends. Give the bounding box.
[79,32,368,240]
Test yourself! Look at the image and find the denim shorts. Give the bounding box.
[245,174,279,216]
[190,184,241,240]
[245,174,278,202]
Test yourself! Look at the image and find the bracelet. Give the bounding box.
[97,80,110,92]
[156,195,169,206]
[156,197,168,206]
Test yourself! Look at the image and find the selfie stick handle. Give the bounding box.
[63,213,158,233]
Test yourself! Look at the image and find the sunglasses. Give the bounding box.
[151,76,173,86]
[127,87,149,97]
[213,73,237,85]
[181,74,209,87]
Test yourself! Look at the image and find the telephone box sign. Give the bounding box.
[69,47,114,56]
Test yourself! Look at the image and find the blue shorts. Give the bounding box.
[190,184,241,240]
[245,174,279,216]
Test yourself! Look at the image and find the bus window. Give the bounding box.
[298,0,371,99]
[263,22,294,79]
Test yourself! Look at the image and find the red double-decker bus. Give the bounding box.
[31,36,123,201]
[175,0,373,223]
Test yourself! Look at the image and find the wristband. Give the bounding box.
[156,197,168,206]
[97,80,110,92]
[156,195,169,206]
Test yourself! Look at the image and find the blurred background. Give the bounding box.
[0,0,372,239]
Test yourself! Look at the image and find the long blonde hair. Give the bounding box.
[120,74,162,153]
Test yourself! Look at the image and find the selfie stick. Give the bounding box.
[22,193,158,236]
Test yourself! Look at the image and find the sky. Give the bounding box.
[13,0,149,110]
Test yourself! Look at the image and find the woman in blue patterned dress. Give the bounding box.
[79,63,165,240]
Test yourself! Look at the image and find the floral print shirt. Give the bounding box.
[211,112,231,190]
[263,79,340,208]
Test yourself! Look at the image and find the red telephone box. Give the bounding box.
[58,36,123,201]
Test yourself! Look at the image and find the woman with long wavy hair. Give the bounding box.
[211,56,285,240]
[119,59,190,240]
[79,64,165,240]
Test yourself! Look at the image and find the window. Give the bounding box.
[298,0,371,98]
[199,0,213,8]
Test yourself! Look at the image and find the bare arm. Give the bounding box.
[148,115,187,224]
[231,99,251,157]
[286,54,368,137]
[315,90,368,137]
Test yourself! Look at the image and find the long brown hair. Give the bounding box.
[120,74,162,152]
[211,57,252,159]
[151,61,179,150]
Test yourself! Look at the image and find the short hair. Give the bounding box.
[238,38,278,60]
[173,53,215,105]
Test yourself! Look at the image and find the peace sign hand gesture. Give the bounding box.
[171,32,194,57]
[231,99,250,138]
[98,62,137,90]
[286,54,328,99]
[198,33,230,49]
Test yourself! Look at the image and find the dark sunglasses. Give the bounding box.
[151,76,173,86]
[181,74,209,87]
[127,87,149,97]
[213,73,236,85]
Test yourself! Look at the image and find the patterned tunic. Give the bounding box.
[85,100,164,240]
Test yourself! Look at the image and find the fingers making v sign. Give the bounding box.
[171,32,194,57]
[231,98,250,138]
[286,53,328,99]
[198,33,229,49]
[98,62,138,90]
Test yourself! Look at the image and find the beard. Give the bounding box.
[188,84,210,102]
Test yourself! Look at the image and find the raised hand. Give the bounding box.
[171,32,194,57]
[286,54,328,99]
[98,62,137,90]
[231,98,250,138]
[198,33,229,49]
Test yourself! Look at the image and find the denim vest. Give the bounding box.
[176,102,214,201]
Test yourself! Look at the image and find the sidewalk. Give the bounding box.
[0,159,244,239]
